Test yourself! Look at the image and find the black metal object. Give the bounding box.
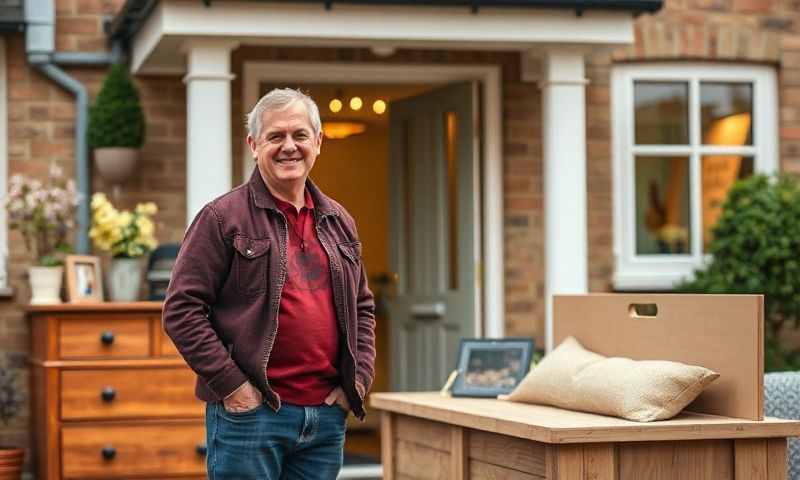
[108,0,663,42]
[101,387,116,402]
[101,445,116,460]
[100,331,115,346]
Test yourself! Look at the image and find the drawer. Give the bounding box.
[61,368,203,420]
[59,317,150,359]
[61,423,206,478]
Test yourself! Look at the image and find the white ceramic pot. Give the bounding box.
[28,266,63,305]
[110,257,142,302]
[94,147,139,184]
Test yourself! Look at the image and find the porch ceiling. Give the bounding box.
[113,0,646,75]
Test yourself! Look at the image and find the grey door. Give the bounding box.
[387,82,480,392]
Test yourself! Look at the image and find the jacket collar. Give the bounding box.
[247,166,338,217]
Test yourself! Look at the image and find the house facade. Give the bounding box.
[1,0,799,475]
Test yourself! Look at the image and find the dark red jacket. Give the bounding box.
[163,168,376,419]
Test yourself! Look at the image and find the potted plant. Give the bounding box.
[89,193,158,301]
[5,165,80,304]
[87,64,146,184]
[0,354,25,479]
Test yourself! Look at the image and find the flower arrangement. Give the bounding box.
[5,165,80,266]
[90,193,158,258]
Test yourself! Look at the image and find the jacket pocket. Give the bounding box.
[337,241,362,266]
[233,234,270,297]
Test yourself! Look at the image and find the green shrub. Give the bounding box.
[677,174,800,371]
[87,64,145,149]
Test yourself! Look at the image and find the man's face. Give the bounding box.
[247,100,322,189]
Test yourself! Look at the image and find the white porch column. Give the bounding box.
[182,40,238,225]
[539,49,589,352]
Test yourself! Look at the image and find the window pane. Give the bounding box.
[635,156,691,255]
[634,82,689,145]
[702,155,754,252]
[701,83,753,146]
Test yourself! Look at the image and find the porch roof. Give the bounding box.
[109,0,662,44]
[111,0,658,75]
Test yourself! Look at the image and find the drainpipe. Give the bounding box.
[24,0,119,254]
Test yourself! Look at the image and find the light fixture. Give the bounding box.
[322,121,367,140]
[349,96,363,111]
[372,99,386,115]
[329,98,343,113]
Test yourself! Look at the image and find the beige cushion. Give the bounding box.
[502,336,719,422]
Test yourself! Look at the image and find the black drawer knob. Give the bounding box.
[196,443,207,456]
[101,387,116,402]
[101,445,116,460]
[100,331,115,345]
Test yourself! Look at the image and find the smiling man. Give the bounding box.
[163,88,376,479]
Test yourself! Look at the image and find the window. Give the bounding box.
[612,64,778,290]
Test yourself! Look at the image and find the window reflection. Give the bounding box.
[635,156,691,255]
[634,81,689,145]
[701,83,753,146]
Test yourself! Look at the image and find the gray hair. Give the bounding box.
[246,88,322,139]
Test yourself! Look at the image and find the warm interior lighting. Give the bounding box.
[349,96,363,111]
[372,99,387,114]
[322,121,367,139]
[329,98,343,113]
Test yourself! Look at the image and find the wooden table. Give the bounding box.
[371,392,800,479]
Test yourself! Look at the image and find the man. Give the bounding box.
[163,88,376,479]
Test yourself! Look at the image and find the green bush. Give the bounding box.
[87,64,145,149]
[677,174,800,371]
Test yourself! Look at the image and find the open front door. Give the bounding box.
[387,82,480,392]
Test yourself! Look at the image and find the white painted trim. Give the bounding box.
[541,50,589,352]
[611,63,779,291]
[131,0,634,74]
[0,38,8,290]
[243,61,504,338]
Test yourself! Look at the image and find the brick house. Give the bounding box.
[1,0,799,477]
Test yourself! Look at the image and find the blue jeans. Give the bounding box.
[205,401,347,479]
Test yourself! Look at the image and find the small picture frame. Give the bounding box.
[65,255,104,303]
[451,338,534,398]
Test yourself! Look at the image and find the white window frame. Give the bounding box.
[612,63,779,291]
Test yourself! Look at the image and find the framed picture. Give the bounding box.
[451,338,534,398]
[65,255,104,303]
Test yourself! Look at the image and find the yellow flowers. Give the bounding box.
[90,193,158,258]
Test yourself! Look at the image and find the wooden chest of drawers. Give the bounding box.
[28,302,206,480]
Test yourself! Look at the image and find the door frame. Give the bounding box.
[242,61,504,338]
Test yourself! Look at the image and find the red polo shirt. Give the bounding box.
[266,189,340,405]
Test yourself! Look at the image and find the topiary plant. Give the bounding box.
[677,174,800,371]
[87,64,145,149]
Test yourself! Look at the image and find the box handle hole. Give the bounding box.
[629,303,658,318]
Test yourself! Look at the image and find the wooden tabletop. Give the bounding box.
[370,392,800,444]
[26,301,163,313]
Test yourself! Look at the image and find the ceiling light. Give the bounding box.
[329,98,343,113]
[323,121,367,140]
[349,97,363,111]
[372,100,387,115]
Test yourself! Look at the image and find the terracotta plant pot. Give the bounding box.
[0,448,24,480]
[94,147,139,184]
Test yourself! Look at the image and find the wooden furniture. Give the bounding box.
[372,294,800,479]
[28,302,206,480]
